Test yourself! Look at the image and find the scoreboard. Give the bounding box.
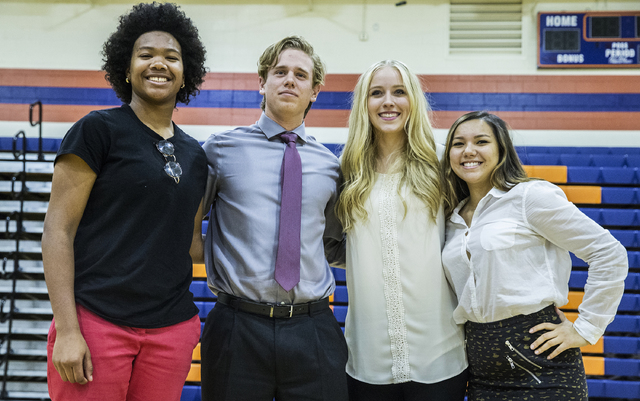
[538,11,639,68]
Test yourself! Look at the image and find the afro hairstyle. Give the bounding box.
[102,2,207,105]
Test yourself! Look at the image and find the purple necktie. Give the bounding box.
[275,132,302,292]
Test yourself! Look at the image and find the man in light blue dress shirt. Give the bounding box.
[200,36,348,401]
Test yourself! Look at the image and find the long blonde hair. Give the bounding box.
[337,60,442,232]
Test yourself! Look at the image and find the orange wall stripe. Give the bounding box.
[423,75,640,94]
[192,343,201,361]
[0,104,112,124]
[193,264,206,278]
[557,186,601,204]
[564,291,585,310]
[172,108,351,128]
[434,111,640,131]
[582,338,604,354]
[564,312,578,323]
[523,165,567,183]
[2,103,639,132]
[186,364,201,382]
[0,69,109,88]
[201,73,259,91]
[582,356,605,375]
[0,103,350,128]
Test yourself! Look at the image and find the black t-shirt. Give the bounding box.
[57,105,207,328]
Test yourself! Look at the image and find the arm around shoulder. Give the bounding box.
[189,199,205,264]
[323,168,346,268]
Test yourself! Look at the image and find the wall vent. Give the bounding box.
[449,0,522,54]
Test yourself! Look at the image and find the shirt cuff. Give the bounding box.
[573,315,604,345]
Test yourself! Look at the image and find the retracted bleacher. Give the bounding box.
[520,146,640,400]
[0,135,58,401]
[2,138,639,401]
[184,145,640,401]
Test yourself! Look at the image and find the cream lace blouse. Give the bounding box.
[344,172,468,384]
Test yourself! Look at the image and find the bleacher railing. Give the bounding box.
[29,101,45,162]
[0,130,29,398]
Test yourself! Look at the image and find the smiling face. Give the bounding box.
[449,118,500,197]
[367,66,410,140]
[127,31,184,109]
[259,48,319,128]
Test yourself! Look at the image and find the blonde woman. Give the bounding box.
[336,60,468,401]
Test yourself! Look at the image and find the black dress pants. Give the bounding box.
[201,301,349,401]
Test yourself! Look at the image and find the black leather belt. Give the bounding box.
[216,292,330,318]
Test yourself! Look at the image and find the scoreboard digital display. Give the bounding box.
[538,12,640,68]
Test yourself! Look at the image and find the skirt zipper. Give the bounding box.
[506,356,542,384]
[505,340,542,369]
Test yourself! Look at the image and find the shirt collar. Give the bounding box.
[486,186,508,199]
[450,198,468,225]
[257,112,308,143]
[450,186,508,224]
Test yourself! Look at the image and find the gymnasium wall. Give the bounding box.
[1,0,639,147]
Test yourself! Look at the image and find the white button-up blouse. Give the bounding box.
[441,180,628,345]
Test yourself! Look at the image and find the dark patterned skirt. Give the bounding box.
[465,305,588,401]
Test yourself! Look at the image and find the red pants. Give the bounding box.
[47,304,200,401]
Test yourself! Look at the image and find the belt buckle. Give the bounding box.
[268,304,294,318]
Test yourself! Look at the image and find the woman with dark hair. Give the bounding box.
[42,3,207,400]
[441,111,628,400]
